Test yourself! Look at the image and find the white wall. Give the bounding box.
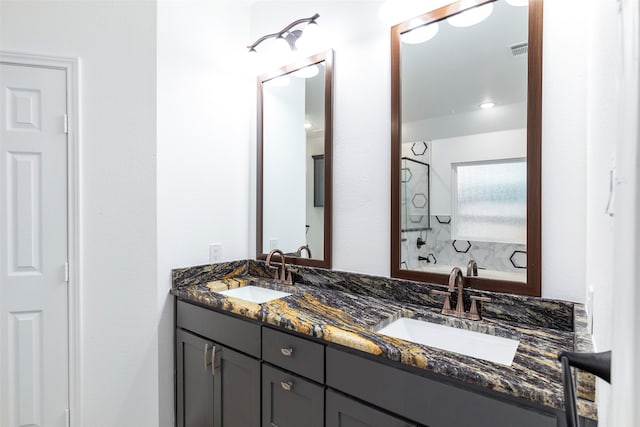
[427,129,526,215]
[584,0,620,422]
[157,1,251,425]
[249,1,590,301]
[306,135,325,258]
[0,1,158,426]
[263,77,307,252]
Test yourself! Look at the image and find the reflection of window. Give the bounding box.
[452,158,526,244]
[313,155,324,207]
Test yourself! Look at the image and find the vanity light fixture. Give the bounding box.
[247,13,320,53]
[401,22,440,44]
[447,2,494,27]
[479,101,495,109]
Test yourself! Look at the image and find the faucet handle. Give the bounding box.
[267,265,280,280]
[285,266,299,285]
[432,289,452,312]
[469,295,491,319]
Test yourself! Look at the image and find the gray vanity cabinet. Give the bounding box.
[326,389,416,427]
[176,301,261,427]
[176,300,596,427]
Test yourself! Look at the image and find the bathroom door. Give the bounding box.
[0,62,69,427]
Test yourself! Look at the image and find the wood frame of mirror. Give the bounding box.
[390,0,542,296]
[257,49,333,268]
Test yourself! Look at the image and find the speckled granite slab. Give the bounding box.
[171,260,597,420]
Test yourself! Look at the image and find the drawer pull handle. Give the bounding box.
[280,347,293,357]
[203,343,210,372]
[211,345,217,377]
[280,381,293,391]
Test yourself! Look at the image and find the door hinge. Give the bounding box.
[64,262,70,283]
[63,113,68,134]
[65,408,70,427]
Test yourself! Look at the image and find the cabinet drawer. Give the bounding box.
[326,389,416,427]
[262,363,325,427]
[262,327,325,383]
[177,300,261,358]
[326,347,556,427]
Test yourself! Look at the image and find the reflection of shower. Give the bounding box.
[401,157,430,231]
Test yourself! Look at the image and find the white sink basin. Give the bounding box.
[216,286,292,304]
[376,317,519,366]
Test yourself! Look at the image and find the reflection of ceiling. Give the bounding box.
[305,63,325,133]
[401,1,528,135]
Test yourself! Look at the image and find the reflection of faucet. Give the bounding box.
[430,266,491,321]
[266,249,287,283]
[295,245,312,258]
[466,260,478,277]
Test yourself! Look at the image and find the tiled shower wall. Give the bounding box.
[401,217,527,273]
[400,141,526,274]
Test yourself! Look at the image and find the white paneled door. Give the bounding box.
[0,63,69,427]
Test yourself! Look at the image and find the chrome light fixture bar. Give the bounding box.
[247,13,320,52]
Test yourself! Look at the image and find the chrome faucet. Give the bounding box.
[295,245,312,258]
[466,260,478,277]
[266,249,287,283]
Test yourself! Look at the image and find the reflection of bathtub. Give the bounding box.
[412,264,527,283]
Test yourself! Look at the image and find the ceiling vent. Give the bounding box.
[509,42,528,57]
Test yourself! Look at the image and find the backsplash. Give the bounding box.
[172,259,575,332]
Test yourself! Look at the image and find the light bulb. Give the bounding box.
[479,101,495,109]
[269,76,291,87]
[401,22,439,44]
[505,0,528,6]
[292,64,319,79]
[295,21,321,52]
[447,3,493,27]
[379,0,452,25]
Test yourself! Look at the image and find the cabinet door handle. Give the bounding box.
[203,343,210,373]
[280,347,293,357]
[211,345,217,377]
[280,381,293,391]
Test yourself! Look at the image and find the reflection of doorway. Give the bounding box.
[0,54,77,427]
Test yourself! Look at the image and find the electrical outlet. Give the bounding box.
[209,243,222,263]
[269,239,278,250]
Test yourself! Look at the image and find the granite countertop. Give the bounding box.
[171,260,597,420]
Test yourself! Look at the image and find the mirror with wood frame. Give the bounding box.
[257,50,333,268]
[390,0,542,296]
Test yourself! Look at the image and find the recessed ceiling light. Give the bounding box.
[479,102,495,109]
[304,122,312,129]
[447,3,493,28]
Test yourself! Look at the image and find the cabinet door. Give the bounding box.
[216,345,261,427]
[326,389,416,427]
[176,329,215,427]
[262,363,324,427]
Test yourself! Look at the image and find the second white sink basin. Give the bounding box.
[376,317,519,366]
[216,286,292,304]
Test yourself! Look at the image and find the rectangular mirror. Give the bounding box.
[257,50,333,267]
[391,0,542,295]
